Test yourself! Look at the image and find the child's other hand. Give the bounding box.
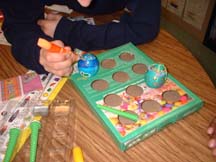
[37,13,62,38]
[208,117,216,156]
[39,40,73,76]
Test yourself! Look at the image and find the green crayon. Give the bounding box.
[30,121,41,162]
[97,104,138,121]
[3,128,20,162]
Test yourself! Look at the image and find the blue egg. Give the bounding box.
[78,53,99,78]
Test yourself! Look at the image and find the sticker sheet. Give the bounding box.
[0,72,43,102]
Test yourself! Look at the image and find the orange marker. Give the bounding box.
[37,38,79,61]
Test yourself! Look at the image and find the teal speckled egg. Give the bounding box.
[145,63,167,88]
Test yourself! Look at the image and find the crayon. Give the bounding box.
[97,104,138,122]
[73,146,84,162]
[3,128,20,162]
[30,121,41,162]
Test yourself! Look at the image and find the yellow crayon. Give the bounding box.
[73,146,84,162]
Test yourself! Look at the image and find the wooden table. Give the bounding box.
[0,12,216,162]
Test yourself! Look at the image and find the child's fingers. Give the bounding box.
[46,53,70,62]
[208,117,216,135]
[46,13,61,20]
[208,138,216,148]
[46,57,73,71]
[45,66,73,77]
[213,148,216,156]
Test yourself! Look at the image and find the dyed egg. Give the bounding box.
[145,63,167,88]
[78,53,99,77]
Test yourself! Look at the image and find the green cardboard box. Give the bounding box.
[70,43,203,151]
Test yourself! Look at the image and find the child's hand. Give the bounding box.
[208,117,216,156]
[37,13,62,38]
[39,40,74,76]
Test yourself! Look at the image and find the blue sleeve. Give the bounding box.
[1,0,50,74]
[1,0,161,74]
[54,0,161,51]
